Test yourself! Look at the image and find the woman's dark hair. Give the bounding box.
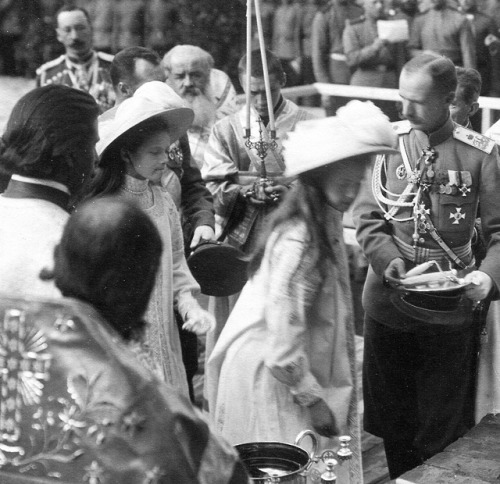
[248,166,336,281]
[53,196,163,341]
[82,114,170,201]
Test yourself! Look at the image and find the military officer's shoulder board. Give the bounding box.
[453,125,495,154]
[392,119,412,136]
[35,55,66,76]
[346,15,365,26]
[97,51,114,63]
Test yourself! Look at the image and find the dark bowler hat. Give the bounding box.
[187,241,248,297]
[390,286,474,327]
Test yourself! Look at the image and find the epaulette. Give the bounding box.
[35,55,65,75]
[346,15,365,26]
[97,51,114,63]
[392,119,412,135]
[453,125,495,154]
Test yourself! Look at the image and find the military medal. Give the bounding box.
[459,184,471,197]
[396,164,406,180]
[418,220,431,234]
[450,207,466,224]
[447,170,461,195]
[459,171,472,197]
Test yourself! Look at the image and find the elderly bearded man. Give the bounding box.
[353,53,500,479]
[163,45,238,170]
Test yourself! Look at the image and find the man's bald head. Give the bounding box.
[163,45,213,100]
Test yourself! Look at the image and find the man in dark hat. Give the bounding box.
[0,84,99,299]
[353,53,500,479]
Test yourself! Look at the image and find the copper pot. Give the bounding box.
[235,430,318,483]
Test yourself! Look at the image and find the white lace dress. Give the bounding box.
[120,175,200,397]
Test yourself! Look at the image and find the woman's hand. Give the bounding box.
[309,399,339,438]
[182,307,216,335]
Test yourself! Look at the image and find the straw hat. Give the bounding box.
[283,101,399,177]
[96,81,194,157]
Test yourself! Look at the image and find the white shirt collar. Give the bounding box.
[11,175,70,195]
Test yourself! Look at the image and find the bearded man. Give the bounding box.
[163,45,238,170]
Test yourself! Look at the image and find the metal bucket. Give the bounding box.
[235,430,318,483]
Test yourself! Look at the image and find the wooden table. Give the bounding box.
[396,413,500,483]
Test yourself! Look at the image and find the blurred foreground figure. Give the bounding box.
[207,101,399,484]
[0,196,249,483]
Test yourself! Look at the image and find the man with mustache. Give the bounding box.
[163,45,238,170]
[353,53,500,479]
[36,5,115,113]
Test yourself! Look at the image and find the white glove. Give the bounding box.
[182,306,216,335]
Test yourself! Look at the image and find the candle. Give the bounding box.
[245,0,252,136]
[254,0,275,133]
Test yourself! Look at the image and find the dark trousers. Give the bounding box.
[363,315,478,479]
[175,309,198,404]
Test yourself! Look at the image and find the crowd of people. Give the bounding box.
[0,1,500,483]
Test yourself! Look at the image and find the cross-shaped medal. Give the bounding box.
[414,203,430,220]
[449,207,466,224]
[459,184,471,197]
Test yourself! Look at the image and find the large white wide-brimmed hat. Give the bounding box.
[96,81,194,157]
[283,100,399,177]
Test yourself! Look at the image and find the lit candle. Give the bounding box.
[254,0,275,133]
[245,0,252,136]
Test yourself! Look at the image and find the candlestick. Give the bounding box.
[245,0,252,137]
[254,0,275,133]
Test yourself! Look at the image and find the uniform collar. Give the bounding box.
[413,115,454,148]
[66,51,96,70]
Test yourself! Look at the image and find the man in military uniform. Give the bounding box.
[450,66,481,128]
[311,0,364,114]
[353,53,500,479]
[408,0,476,68]
[343,0,401,120]
[36,5,115,113]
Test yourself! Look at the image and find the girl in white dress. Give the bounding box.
[207,101,399,484]
[82,85,214,397]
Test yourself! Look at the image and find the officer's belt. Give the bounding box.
[394,235,473,268]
